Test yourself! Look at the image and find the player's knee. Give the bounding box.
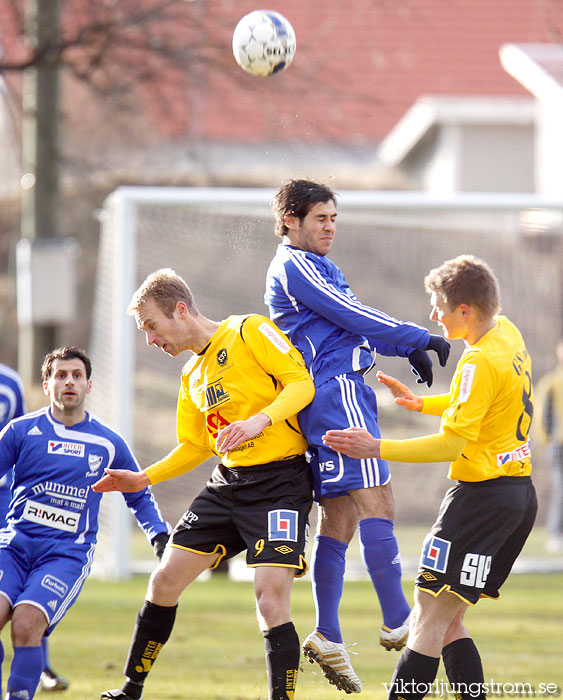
[149,562,182,599]
[255,592,289,628]
[11,607,47,646]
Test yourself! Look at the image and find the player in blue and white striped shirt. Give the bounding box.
[0,361,71,692]
[0,347,169,700]
[265,180,450,693]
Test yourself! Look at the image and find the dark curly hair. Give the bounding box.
[272,179,337,237]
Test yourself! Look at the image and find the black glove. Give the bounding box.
[152,532,169,561]
[408,348,433,387]
[426,334,451,367]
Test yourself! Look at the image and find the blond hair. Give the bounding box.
[127,268,198,318]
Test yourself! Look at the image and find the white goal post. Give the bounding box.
[90,186,563,579]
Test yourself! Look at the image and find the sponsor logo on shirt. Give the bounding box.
[27,425,42,435]
[205,380,229,409]
[23,499,80,532]
[458,363,476,402]
[41,574,68,598]
[31,482,89,500]
[258,322,291,354]
[47,600,58,611]
[496,441,531,467]
[268,509,298,542]
[48,440,85,458]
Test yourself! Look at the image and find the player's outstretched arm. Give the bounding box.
[376,371,423,412]
[92,468,150,493]
[322,426,380,459]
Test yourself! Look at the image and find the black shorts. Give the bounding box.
[171,456,313,576]
[416,476,537,604]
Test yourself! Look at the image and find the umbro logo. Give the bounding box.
[274,545,294,555]
[420,571,438,581]
[27,426,42,436]
[47,600,58,611]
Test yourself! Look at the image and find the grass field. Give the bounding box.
[3,570,562,699]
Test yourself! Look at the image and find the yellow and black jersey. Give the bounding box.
[441,315,533,481]
[145,315,314,484]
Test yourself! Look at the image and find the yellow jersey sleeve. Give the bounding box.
[421,393,451,416]
[380,428,467,463]
[145,441,213,485]
[239,315,315,424]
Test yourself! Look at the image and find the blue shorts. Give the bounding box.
[0,530,94,633]
[299,373,390,499]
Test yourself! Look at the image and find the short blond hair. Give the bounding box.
[424,255,500,320]
[127,268,198,318]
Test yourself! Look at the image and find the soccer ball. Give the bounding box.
[232,10,296,77]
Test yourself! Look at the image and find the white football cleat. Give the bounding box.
[303,630,363,694]
[380,612,411,651]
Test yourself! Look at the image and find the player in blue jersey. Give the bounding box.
[0,363,26,520]
[265,180,450,693]
[0,362,69,693]
[0,347,169,700]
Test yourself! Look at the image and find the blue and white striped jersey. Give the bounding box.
[0,407,168,546]
[265,241,430,385]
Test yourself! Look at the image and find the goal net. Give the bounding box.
[89,187,562,579]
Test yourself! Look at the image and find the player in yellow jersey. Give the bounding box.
[93,268,315,700]
[323,255,537,700]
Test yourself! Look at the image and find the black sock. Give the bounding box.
[123,600,177,687]
[263,622,300,700]
[442,638,485,700]
[121,679,144,700]
[388,648,440,700]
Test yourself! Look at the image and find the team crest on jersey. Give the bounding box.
[217,348,228,366]
[86,454,104,477]
[420,534,451,573]
[205,380,229,409]
[48,440,85,458]
[41,574,68,598]
[268,510,298,542]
